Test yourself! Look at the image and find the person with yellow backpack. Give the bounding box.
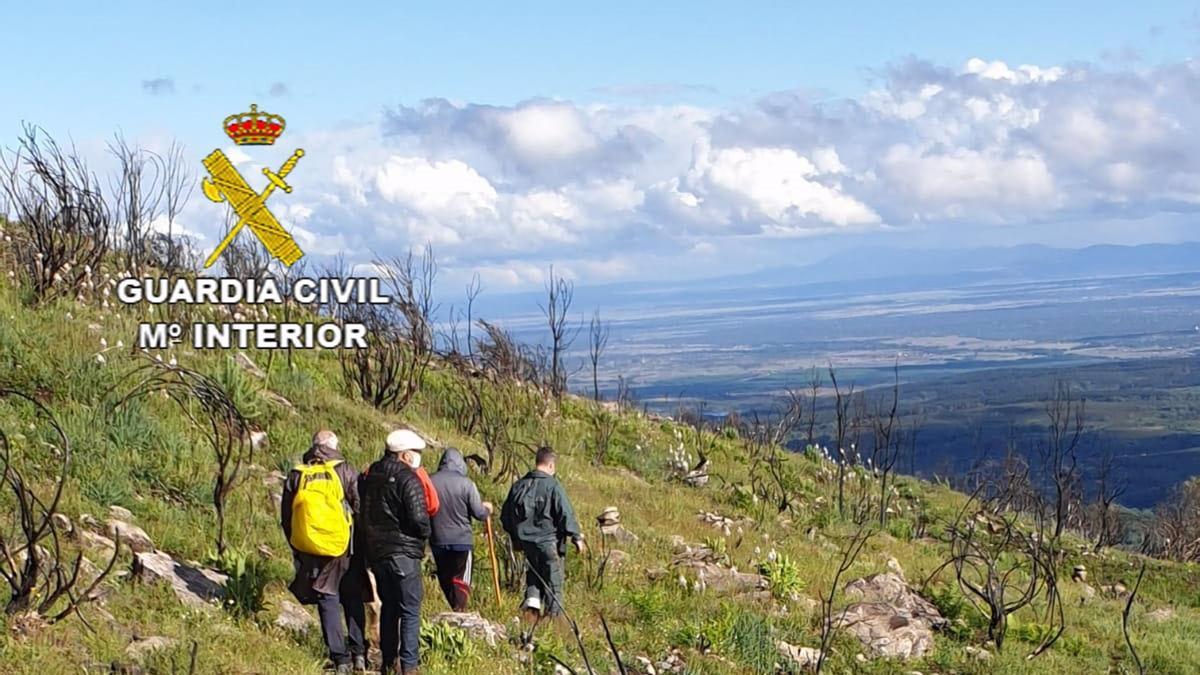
[281,430,367,674]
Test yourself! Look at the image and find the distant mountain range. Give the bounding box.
[478,241,1200,320]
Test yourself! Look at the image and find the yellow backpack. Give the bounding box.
[289,460,352,557]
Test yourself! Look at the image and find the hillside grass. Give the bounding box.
[0,270,1198,675]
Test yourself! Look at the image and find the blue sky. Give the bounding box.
[4,2,1200,288]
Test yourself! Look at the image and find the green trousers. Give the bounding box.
[520,540,565,616]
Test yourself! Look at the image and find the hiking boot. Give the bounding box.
[352,655,367,672]
[334,664,352,675]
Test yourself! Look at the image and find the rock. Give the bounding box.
[249,430,268,449]
[262,390,293,409]
[275,600,317,634]
[604,549,629,568]
[696,511,751,532]
[886,557,906,580]
[76,529,117,555]
[132,550,227,609]
[599,522,640,546]
[80,513,101,530]
[669,535,687,549]
[107,519,154,553]
[843,573,947,630]
[597,506,621,526]
[1072,565,1087,583]
[51,513,73,534]
[835,572,946,660]
[965,645,992,661]
[1101,583,1129,598]
[125,636,178,663]
[634,656,658,675]
[1146,607,1176,623]
[655,648,686,673]
[108,505,134,522]
[234,351,265,378]
[683,562,768,596]
[671,543,724,567]
[432,612,507,646]
[777,640,822,670]
[1079,584,1097,604]
[644,567,669,582]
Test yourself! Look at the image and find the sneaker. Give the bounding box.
[334,664,351,675]
[352,655,367,672]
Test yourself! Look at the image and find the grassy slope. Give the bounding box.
[0,274,1197,675]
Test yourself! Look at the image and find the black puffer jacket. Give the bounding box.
[359,454,430,561]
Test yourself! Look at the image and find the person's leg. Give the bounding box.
[539,543,566,617]
[448,549,471,612]
[316,591,350,666]
[520,542,543,616]
[396,556,424,672]
[431,546,457,609]
[371,560,401,672]
[438,549,471,611]
[339,568,367,662]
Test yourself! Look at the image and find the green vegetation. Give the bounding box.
[0,253,1198,673]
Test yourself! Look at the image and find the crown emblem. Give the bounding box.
[223,103,286,145]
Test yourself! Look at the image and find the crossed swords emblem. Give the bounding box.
[201,148,306,269]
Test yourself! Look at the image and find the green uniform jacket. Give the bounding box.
[500,470,582,547]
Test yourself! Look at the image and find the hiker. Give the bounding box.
[429,447,494,611]
[500,446,584,619]
[359,429,431,675]
[280,430,366,674]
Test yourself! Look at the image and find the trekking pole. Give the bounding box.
[485,516,503,608]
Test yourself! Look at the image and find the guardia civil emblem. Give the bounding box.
[202,104,305,268]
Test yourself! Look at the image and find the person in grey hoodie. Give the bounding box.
[429,447,493,611]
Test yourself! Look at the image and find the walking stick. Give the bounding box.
[485,516,503,608]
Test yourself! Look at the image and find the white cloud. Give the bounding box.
[690,144,880,228]
[374,156,498,220]
[162,53,1200,289]
[500,103,598,161]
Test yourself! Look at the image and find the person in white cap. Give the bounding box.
[358,428,432,675]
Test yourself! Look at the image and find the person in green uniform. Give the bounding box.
[500,446,585,619]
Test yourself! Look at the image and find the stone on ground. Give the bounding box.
[107,519,154,553]
[777,640,822,670]
[834,571,946,660]
[275,599,318,634]
[132,550,227,609]
[125,636,178,663]
[108,505,134,522]
[432,612,507,647]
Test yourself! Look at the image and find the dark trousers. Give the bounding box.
[521,540,564,616]
[316,582,366,666]
[372,555,423,671]
[432,546,473,611]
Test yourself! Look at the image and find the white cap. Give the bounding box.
[311,429,339,451]
[385,429,426,453]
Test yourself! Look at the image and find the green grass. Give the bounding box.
[0,264,1197,675]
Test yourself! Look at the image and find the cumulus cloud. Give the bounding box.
[172,55,1200,288]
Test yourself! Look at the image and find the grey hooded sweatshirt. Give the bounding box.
[429,448,489,548]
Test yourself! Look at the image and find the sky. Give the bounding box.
[4,2,1200,291]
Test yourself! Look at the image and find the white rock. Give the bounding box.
[126,636,178,663]
[107,519,154,553]
[275,600,318,633]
